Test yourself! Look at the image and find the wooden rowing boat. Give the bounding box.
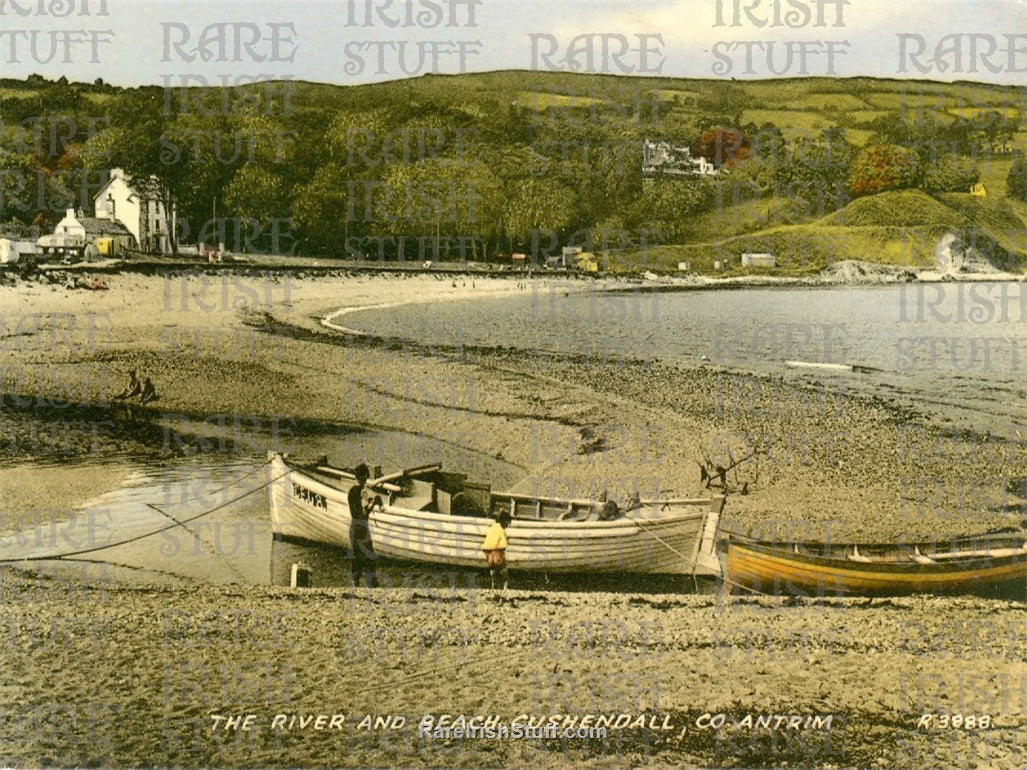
[268,453,724,576]
[725,534,1027,596]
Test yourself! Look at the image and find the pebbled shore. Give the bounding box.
[1,570,1026,768]
[0,269,1025,768]
[1,263,1024,544]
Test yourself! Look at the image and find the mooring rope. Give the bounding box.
[135,460,279,582]
[0,462,288,564]
[143,501,250,583]
[622,508,768,596]
[623,515,695,562]
[159,459,274,507]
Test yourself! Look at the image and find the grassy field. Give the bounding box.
[977,155,1016,195]
[844,128,875,146]
[629,188,1027,274]
[791,93,871,112]
[638,224,943,274]
[740,109,832,134]
[516,90,606,111]
[948,106,1021,120]
[686,195,812,242]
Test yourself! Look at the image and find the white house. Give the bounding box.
[642,140,718,178]
[44,208,135,257]
[93,168,177,255]
[741,252,776,268]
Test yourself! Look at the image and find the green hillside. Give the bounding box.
[633,190,1027,274]
[0,71,1024,272]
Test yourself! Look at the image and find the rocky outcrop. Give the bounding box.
[934,232,1001,273]
[818,260,918,284]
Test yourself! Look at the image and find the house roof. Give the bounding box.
[94,169,163,202]
[77,217,133,237]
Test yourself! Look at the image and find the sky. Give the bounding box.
[0,0,1025,87]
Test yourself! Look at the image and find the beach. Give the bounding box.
[2,268,1021,539]
[1,268,1025,768]
[2,570,1026,768]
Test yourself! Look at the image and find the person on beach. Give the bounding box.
[139,377,158,404]
[481,511,511,590]
[348,463,379,587]
[113,370,141,400]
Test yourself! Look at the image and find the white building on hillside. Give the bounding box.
[93,168,177,254]
[642,140,718,178]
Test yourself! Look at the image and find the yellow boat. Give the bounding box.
[725,533,1027,597]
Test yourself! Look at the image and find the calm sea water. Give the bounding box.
[344,282,1027,441]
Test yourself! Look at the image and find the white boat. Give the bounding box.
[268,453,723,576]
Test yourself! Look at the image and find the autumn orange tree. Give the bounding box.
[847,144,921,198]
[691,126,749,168]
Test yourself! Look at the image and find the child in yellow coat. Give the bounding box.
[481,511,512,589]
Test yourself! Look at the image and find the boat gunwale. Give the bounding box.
[726,547,1027,592]
[727,539,1027,575]
[283,458,715,529]
[724,531,1027,551]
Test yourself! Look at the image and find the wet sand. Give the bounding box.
[0,269,1025,768]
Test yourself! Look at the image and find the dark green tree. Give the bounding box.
[625,179,715,242]
[922,153,979,193]
[1007,154,1027,202]
[105,88,187,253]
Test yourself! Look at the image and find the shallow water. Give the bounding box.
[0,451,713,593]
[342,283,1027,441]
[0,429,530,589]
[4,446,1019,597]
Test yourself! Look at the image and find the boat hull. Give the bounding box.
[726,539,1027,596]
[269,454,721,575]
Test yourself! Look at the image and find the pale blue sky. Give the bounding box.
[1,0,1024,86]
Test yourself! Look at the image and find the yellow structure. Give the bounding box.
[574,251,599,272]
[970,182,987,197]
[95,235,133,256]
[96,237,118,256]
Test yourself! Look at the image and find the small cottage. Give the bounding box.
[741,252,776,268]
[0,237,36,264]
[41,208,135,259]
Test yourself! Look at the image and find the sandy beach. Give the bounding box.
[0,267,1025,768]
[1,570,1026,769]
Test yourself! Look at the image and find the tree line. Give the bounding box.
[0,75,1023,257]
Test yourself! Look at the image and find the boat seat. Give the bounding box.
[846,545,872,563]
[451,491,485,516]
[912,546,936,565]
[560,507,590,522]
[398,495,434,512]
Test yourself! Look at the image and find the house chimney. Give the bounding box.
[66,208,75,219]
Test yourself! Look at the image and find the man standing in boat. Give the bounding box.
[348,463,379,588]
